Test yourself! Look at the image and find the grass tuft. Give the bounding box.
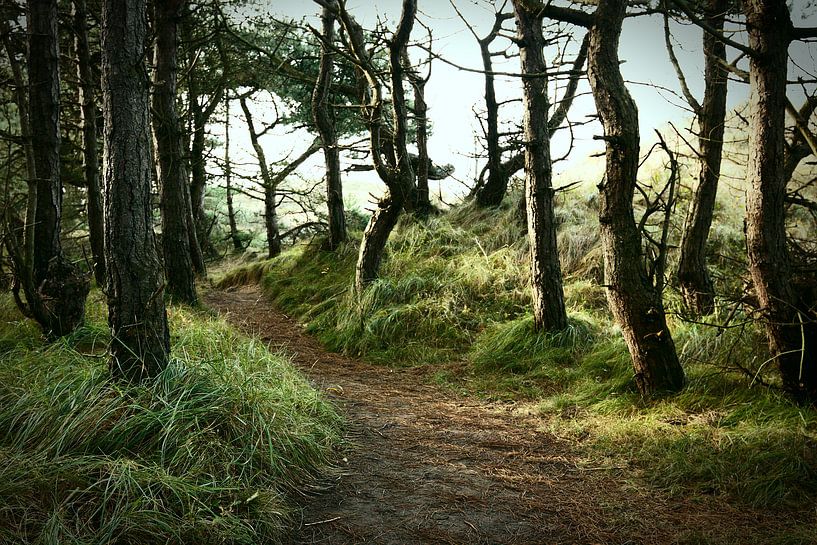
[0,296,342,545]
[218,189,817,514]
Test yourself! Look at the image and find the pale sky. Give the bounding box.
[214,0,815,216]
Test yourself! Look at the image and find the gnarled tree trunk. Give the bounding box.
[102,0,170,381]
[512,0,568,332]
[473,11,510,208]
[587,0,685,395]
[318,0,418,292]
[404,50,431,214]
[153,0,197,305]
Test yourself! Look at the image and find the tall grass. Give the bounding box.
[0,296,342,545]
[217,190,817,512]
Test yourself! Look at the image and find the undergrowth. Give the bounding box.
[0,293,342,545]
[216,192,817,515]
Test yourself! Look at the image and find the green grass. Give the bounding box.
[0,294,343,545]
[217,193,817,515]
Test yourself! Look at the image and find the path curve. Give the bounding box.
[205,285,804,545]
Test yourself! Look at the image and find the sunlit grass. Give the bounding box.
[217,191,817,513]
[0,294,343,545]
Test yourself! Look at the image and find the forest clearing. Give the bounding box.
[1,0,816,543]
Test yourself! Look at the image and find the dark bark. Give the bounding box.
[676,0,729,316]
[355,196,403,287]
[73,0,105,288]
[189,91,208,239]
[512,0,568,332]
[386,3,418,214]
[102,0,170,381]
[744,0,816,401]
[319,0,418,292]
[182,39,215,273]
[312,7,347,251]
[28,0,62,287]
[587,0,685,395]
[473,12,510,208]
[187,89,211,271]
[183,22,226,269]
[224,100,242,252]
[153,0,197,305]
[239,96,280,258]
[476,30,589,208]
[27,0,89,337]
[404,51,431,213]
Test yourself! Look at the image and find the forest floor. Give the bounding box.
[205,285,814,545]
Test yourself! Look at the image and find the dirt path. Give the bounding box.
[205,286,810,545]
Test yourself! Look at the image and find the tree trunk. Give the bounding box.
[224,99,242,252]
[188,97,211,270]
[312,7,347,251]
[329,0,417,292]
[405,56,431,213]
[355,195,404,292]
[29,0,62,287]
[239,97,281,258]
[587,0,684,395]
[744,0,816,401]
[677,0,728,316]
[513,0,568,332]
[153,0,197,305]
[189,102,208,239]
[473,11,511,208]
[184,56,212,273]
[28,0,89,337]
[102,0,170,381]
[73,0,105,288]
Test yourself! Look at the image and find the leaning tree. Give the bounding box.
[315,0,421,292]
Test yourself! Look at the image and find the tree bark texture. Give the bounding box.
[73,0,106,288]
[28,0,62,287]
[312,7,347,251]
[153,0,197,305]
[513,0,568,332]
[677,0,728,316]
[744,0,816,401]
[386,2,418,213]
[185,41,222,268]
[27,0,89,337]
[587,0,685,395]
[355,196,403,291]
[475,27,588,208]
[187,87,211,273]
[102,0,170,381]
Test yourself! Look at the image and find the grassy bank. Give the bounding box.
[217,195,817,516]
[0,293,342,545]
